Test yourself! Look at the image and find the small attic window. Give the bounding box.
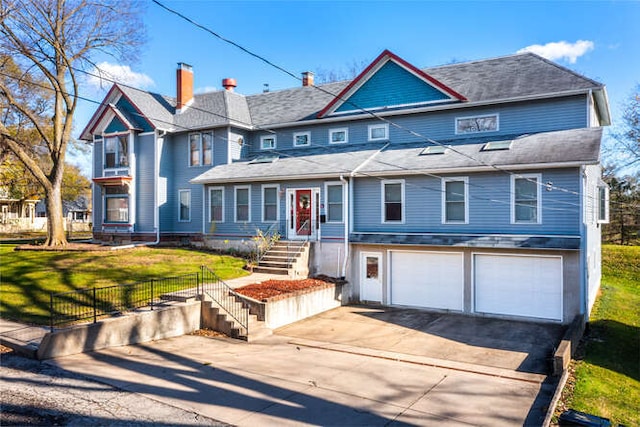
[250,154,279,164]
[420,145,449,155]
[482,140,512,151]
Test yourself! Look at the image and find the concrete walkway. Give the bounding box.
[46,321,556,426]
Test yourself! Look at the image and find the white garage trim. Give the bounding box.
[388,250,464,311]
[473,253,563,321]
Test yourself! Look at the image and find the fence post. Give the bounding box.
[150,279,154,311]
[49,293,54,333]
[93,287,97,324]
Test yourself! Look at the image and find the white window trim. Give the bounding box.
[455,113,500,135]
[178,189,191,222]
[234,185,251,223]
[381,179,405,224]
[261,184,280,223]
[441,177,469,224]
[324,181,345,224]
[329,128,349,144]
[188,132,214,167]
[293,131,311,147]
[511,173,542,224]
[103,132,130,170]
[188,133,201,167]
[208,186,225,223]
[368,123,389,142]
[103,193,130,224]
[201,131,213,166]
[597,185,610,224]
[260,135,277,150]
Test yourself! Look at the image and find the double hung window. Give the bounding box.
[105,135,128,169]
[104,185,129,223]
[382,180,404,223]
[325,184,343,223]
[262,185,278,222]
[189,132,213,166]
[235,186,250,222]
[442,177,468,223]
[209,187,224,222]
[512,174,541,223]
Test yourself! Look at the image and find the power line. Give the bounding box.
[150,0,609,208]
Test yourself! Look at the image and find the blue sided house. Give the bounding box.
[81,50,611,325]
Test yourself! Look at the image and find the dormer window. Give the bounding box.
[329,128,348,144]
[293,132,310,147]
[261,135,276,150]
[104,135,128,169]
[368,124,389,141]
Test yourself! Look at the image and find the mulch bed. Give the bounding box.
[235,277,344,301]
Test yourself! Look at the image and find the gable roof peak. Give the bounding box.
[317,49,467,118]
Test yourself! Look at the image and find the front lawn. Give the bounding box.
[0,245,248,325]
[558,245,640,426]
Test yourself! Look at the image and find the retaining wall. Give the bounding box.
[37,302,201,360]
[244,283,344,330]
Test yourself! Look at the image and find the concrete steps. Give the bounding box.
[255,241,309,277]
[201,293,272,342]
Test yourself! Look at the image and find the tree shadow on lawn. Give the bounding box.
[581,319,640,382]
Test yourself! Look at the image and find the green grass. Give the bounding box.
[0,245,248,325]
[563,245,640,425]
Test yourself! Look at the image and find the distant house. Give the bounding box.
[81,50,610,324]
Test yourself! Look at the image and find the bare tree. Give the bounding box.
[611,85,640,170]
[0,0,144,245]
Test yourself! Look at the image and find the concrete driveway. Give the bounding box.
[46,305,564,426]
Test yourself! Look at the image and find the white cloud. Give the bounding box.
[87,62,154,89]
[517,40,594,64]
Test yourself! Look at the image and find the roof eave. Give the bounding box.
[260,88,596,130]
[354,160,598,177]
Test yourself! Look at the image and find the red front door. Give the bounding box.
[295,189,312,236]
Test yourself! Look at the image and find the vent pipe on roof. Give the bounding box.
[176,63,193,112]
[222,78,237,92]
[302,71,314,87]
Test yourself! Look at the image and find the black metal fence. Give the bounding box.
[49,273,200,331]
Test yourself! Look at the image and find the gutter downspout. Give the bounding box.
[338,143,389,279]
[579,165,587,322]
[150,129,166,246]
[339,174,349,279]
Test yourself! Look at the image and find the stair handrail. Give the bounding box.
[200,266,249,336]
[287,219,311,263]
[256,221,281,264]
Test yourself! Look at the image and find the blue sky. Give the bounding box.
[71,0,640,173]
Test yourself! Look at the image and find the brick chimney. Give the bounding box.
[302,71,314,87]
[176,63,193,111]
[222,78,237,92]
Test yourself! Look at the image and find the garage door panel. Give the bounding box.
[391,252,463,311]
[474,254,562,321]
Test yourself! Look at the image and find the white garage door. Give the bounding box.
[474,254,563,321]
[390,251,463,310]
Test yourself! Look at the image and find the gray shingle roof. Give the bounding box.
[117,84,174,130]
[426,53,602,103]
[191,127,602,184]
[190,143,386,184]
[109,52,604,133]
[356,127,602,176]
